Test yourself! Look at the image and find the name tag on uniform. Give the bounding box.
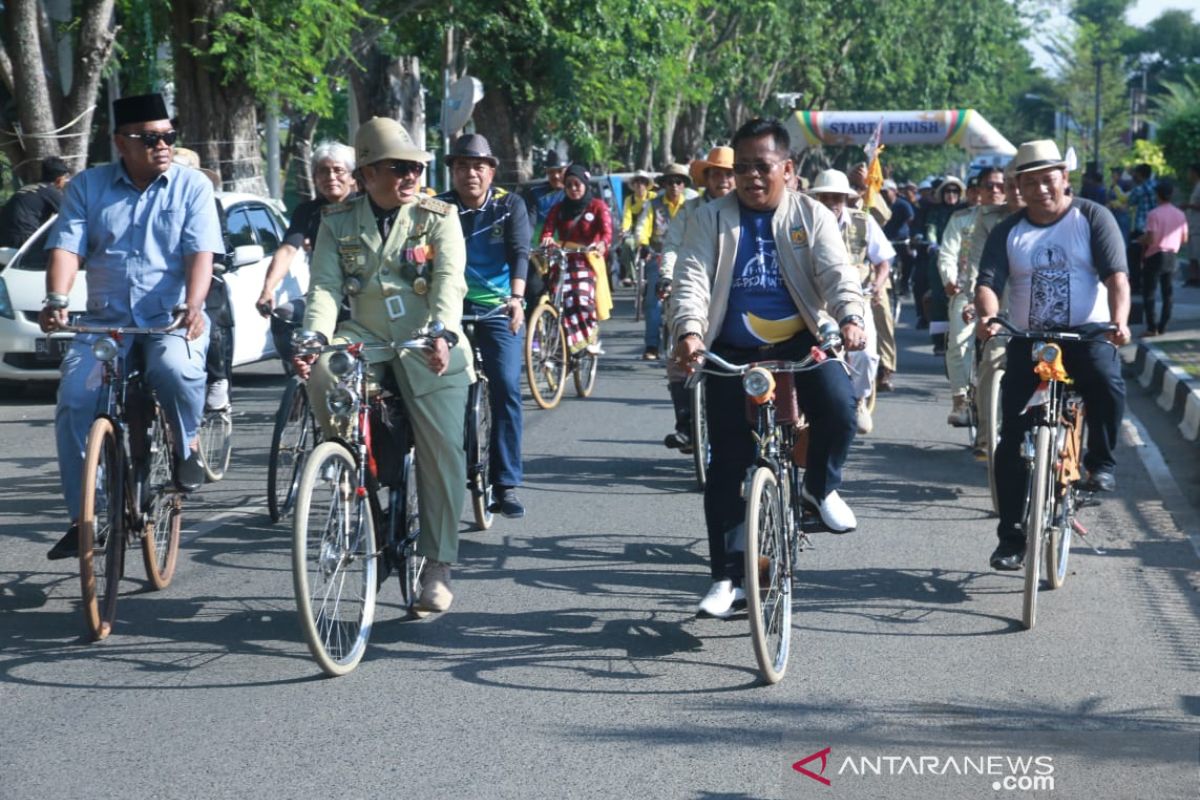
[385,294,406,320]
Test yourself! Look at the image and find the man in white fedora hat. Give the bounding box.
[975,139,1130,571]
[809,168,895,435]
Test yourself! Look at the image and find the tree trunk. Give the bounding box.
[283,110,320,201]
[638,81,658,170]
[674,101,709,160]
[352,50,426,149]
[472,85,535,184]
[169,0,266,195]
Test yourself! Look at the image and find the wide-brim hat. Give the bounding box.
[446,133,498,167]
[936,176,965,201]
[689,146,734,185]
[1011,139,1068,175]
[544,150,566,170]
[657,163,692,187]
[354,116,430,167]
[630,169,657,184]
[113,93,170,129]
[881,179,898,191]
[172,147,221,190]
[807,169,858,198]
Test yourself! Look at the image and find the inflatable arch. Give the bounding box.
[785,109,1017,157]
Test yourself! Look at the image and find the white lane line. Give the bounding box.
[182,500,263,543]
[1122,414,1200,561]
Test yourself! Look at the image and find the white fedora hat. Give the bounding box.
[1011,139,1068,174]
[808,169,858,197]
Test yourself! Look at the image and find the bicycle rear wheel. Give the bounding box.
[79,417,124,641]
[690,379,708,491]
[141,406,182,590]
[633,258,645,322]
[293,441,378,677]
[198,408,233,482]
[573,349,598,397]
[467,379,494,531]
[1046,410,1084,590]
[1022,426,1054,630]
[984,365,1005,516]
[525,303,567,410]
[744,467,792,684]
[269,378,315,523]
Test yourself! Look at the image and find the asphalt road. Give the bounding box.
[1,295,1197,800]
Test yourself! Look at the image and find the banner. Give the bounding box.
[786,109,1016,156]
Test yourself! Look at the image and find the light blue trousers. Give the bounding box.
[55,330,208,521]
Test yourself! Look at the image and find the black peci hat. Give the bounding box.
[544,150,566,170]
[446,134,499,167]
[113,93,170,129]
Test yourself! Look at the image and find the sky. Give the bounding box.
[1028,0,1199,72]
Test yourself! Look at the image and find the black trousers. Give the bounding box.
[703,331,856,582]
[993,337,1124,542]
[1142,251,1177,333]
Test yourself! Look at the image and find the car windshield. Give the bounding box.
[8,225,68,272]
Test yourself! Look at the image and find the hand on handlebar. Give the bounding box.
[673,334,705,371]
[841,322,867,351]
[38,306,68,333]
[181,304,207,340]
[426,336,450,375]
[1107,323,1131,346]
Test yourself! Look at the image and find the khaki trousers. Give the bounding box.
[872,285,896,372]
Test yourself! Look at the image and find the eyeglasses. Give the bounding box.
[980,182,1005,192]
[662,178,686,186]
[732,160,784,176]
[120,130,178,148]
[316,165,350,178]
[383,161,424,177]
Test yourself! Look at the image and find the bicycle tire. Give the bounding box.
[1046,409,1084,590]
[573,350,599,397]
[985,365,1005,516]
[1022,426,1054,630]
[690,379,708,491]
[865,386,878,415]
[79,417,123,641]
[397,451,425,609]
[468,379,495,531]
[293,441,378,677]
[525,303,567,410]
[198,408,233,482]
[744,467,792,684]
[633,258,645,322]
[268,379,315,523]
[141,406,182,590]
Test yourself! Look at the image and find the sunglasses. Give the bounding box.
[121,130,178,148]
[732,160,784,176]
[662,178,686,186]
[383,161,424,177]
[981,182,1005,191]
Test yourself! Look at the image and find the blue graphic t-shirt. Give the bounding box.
[716,207,803,348]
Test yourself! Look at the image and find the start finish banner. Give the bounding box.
[787,109,1017,156]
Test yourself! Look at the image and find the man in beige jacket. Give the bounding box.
[672,118,867,617]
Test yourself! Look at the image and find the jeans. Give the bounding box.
[465,301,524,488]
[643,255,664,351]
[993,337,1124,541]
[703,331,857,581]
[1142,251,1177,332]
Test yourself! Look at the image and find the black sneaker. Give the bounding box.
[664,430,692,450]
[1081,469,1115,493]
[177,450,205,493]
[989,539,1025,571]
[491,487,525,519]
[47,524,80,560]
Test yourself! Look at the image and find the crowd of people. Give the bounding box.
[11,90,1193,621]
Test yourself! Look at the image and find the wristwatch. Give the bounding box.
[839,314,865,329]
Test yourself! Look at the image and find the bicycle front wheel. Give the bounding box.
[79,417,124,641]
[525,303,567,410]
[397,452,425,609]
[744,467,792,684]
[984,365,1005,516]
[293,441,378,677]
[467,378,494,531]
[690,378,708,491]
[269,378,315,523]
[141,406,182,590]
[633,259,645,322]
[198,408,233,482]
[573,349,598,397]
[1022,426,1054,630]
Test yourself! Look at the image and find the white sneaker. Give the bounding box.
[697,579,746,618]
[947,394,971,427]
[417,561,453,613]
[205,378,230,411]
[585,341,604,355]
[855,399,873,435]
[801,487,857,533]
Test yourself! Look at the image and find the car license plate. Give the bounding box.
[34,337,72,360]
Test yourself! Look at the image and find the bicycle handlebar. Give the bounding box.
[985,317,1118,343]
[58,310,188,336]
[460,305,512,324]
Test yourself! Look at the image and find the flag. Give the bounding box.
[863,117,885,212]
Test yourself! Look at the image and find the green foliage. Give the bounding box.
[1153,78,1200,177]
[1121,139,1172,176]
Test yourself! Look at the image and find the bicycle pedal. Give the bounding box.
[799,508,829,534]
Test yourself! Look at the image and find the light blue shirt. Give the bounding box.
[47,161,224,327]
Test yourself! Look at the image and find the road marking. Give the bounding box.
[182,501,262,543]
[1122,413,1200,561]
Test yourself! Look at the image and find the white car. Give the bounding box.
[0,191,309,382]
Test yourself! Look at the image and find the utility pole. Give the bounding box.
[1093,56,1103,173]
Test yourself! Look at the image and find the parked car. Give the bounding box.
[0,191,308,382]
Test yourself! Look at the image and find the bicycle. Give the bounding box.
[689,325,845,684]
[689,375,709,491]
[462,305,512,531]
[632,245,650,322]
[197,405,233,482]
[67,313,188,641]
[289,325,450,676]
[267,376,319,523]
[524,244,600,409]
[987,317,1114,630]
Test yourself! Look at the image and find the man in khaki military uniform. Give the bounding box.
[296,116,472,614]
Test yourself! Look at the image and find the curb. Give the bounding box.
[1122,342,1200,442]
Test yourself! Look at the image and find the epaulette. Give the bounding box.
[416,195,453,216]
[321,202,354,216]
[978,204,1008,219]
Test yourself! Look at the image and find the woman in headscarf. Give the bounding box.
[540,163,613,353]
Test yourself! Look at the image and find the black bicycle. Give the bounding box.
[462,305,510,531]
[65,314,188,641]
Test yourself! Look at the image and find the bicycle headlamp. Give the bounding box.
[743,367,776,404]
[327,386,357,419]
[1037,344,1061,364]
[92,336,120,363]
[328,350,354,377]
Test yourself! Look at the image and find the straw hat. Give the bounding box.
[1011,139,1068,174]
[657,163,692,187]
[689,146,734,186]
[807,169,859,198]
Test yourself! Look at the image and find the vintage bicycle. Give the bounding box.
[689,324,845,684]
[66,313,188,640]
[524,243,600,409]
[289,325,454,676]
[988,317,1115,630]
[462,305,512,531]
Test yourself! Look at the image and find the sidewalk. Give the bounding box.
[1121,279,1200,442]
